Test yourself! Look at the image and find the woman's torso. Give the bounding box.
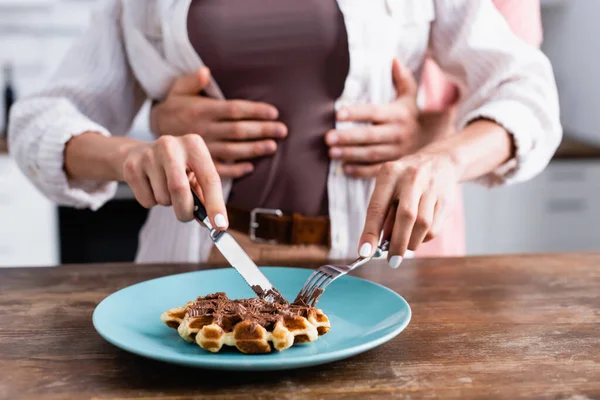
[187,0,350,217]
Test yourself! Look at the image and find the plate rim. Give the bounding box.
[92,266,411,370]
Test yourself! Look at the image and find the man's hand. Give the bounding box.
[325,58,421,178]
[151,67,287,179]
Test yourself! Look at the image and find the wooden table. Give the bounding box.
[1,253,600,400]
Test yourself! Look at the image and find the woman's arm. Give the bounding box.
[357,0,561,266]
[428,0,561,184]
[8,0,145,210]
[64,131,228,226]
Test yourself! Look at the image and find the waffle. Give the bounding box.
[161,292,330,354]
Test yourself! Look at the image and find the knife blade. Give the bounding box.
[190,190,280,302]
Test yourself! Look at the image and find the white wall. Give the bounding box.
[541,0,600,145]
[0,0,152,138]
[0,0,147,266]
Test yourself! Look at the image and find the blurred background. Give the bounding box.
[1,0,599,266]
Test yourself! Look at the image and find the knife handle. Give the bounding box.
[190,189,210,226]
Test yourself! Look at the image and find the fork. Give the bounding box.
[294,240,390,306]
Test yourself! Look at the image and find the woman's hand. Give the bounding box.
[357,151,461,268]
[356,117,513,268]
[151,67,287,179]
[325,59,421,178]
[121,134,228,227]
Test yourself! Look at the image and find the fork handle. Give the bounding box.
[373,239,390,258]
[380,239,390,251]
[349,240,390,270]
[326,239,390,276]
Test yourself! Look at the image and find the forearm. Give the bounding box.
[423,119,513,183]
[428,0,560,185]
[64,132,142,182]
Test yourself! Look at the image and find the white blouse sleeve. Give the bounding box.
[7,0,146,210]
[430,0,562,186]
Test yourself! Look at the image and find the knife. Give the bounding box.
[190,190,281,303]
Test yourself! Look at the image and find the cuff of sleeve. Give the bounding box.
[457,100,540,187]
[33,113,118,211]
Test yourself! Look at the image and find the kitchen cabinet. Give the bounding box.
[0,154,58,266]
[463,159,600,255]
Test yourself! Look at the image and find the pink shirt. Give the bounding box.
[415,0,543,257]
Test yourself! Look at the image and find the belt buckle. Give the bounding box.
[249,208,283,244]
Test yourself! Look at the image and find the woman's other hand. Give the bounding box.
[357,150,460,268]
[150,67,287,179]
[121,134,228,227]
[357,118,513,268]
[325,58,420,178]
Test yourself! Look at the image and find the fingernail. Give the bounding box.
[330,148,342,158]
[337,109,349,120]
[214,213,227,228]
[244,165,254,173]
[268,108,278,119]
[359,243,372,258]
[389,256,403,269]
[327,133,339,145]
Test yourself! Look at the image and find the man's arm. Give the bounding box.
[419,0,545,148]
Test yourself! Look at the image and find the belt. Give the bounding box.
[227,206,331,247]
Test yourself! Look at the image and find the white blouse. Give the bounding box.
[8,0,562,263]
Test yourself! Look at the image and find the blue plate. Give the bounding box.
[93,267,411,371]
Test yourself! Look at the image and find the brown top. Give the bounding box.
[2,253,600,399]
[187,0,349,217]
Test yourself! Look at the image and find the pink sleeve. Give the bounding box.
[421,0,543,111]
[492,0,543,47]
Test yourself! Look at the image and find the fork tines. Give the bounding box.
[296,265,342,306]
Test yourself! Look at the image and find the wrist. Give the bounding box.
[65,132,144,182]
[107,137,145,181]
[421,119,512,182]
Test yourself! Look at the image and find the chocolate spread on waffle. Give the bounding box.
[186,292,318,331]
